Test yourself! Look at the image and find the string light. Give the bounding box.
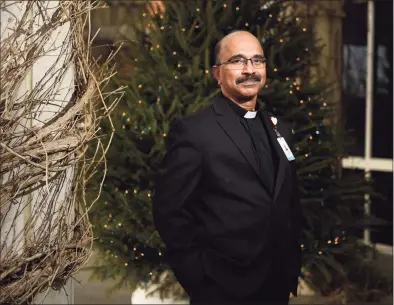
[303,28,307,32]
[196,8,200,11]
[125,263,128,266]
[223,3,227,8]
[273,68,277,72]
[122,112,126,116]
[138,84,142,88]
[269,14,272,17]
[163,133,167,137]
[300,100,304,104]
[280,39,284,43]
[236,7,240,10]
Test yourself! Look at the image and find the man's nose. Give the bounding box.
[242,59,254,73]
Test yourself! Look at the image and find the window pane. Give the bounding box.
[372,1,393,158]
[371,171,393,246]
[342,1,367,157]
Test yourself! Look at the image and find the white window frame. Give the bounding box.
[341,1,393,253]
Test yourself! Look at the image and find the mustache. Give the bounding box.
[236,74,261,84]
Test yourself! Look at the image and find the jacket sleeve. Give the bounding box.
[152,117,203,268]
[287,126,303,295]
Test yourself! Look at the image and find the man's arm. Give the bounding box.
[287,125,303,295]
[152,117,203,268]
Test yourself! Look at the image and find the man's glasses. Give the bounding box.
[216,56,267,70]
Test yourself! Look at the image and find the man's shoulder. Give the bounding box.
[179,102,215,126]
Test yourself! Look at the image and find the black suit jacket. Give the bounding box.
[152,94,302,298]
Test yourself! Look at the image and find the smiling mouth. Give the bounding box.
[241,80,259,85]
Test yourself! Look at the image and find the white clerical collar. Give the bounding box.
[244,111,257,119]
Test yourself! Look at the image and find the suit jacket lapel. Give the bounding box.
[260,111,289,203]
[213,96,264,186]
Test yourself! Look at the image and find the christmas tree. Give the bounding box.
[87,0,391,301]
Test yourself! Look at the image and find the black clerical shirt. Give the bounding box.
[226,96,276,194]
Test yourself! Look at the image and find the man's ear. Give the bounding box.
[212,65,221,85]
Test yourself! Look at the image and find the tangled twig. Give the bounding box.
[0,1,124,303]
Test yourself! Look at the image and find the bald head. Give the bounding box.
[214,30,262,65]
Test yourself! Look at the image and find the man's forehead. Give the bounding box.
[220,33,263,57]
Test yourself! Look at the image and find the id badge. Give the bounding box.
[277,137,295,161]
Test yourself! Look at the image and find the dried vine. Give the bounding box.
[0,1,124,303]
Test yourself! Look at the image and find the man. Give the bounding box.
[152,30,302,304]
